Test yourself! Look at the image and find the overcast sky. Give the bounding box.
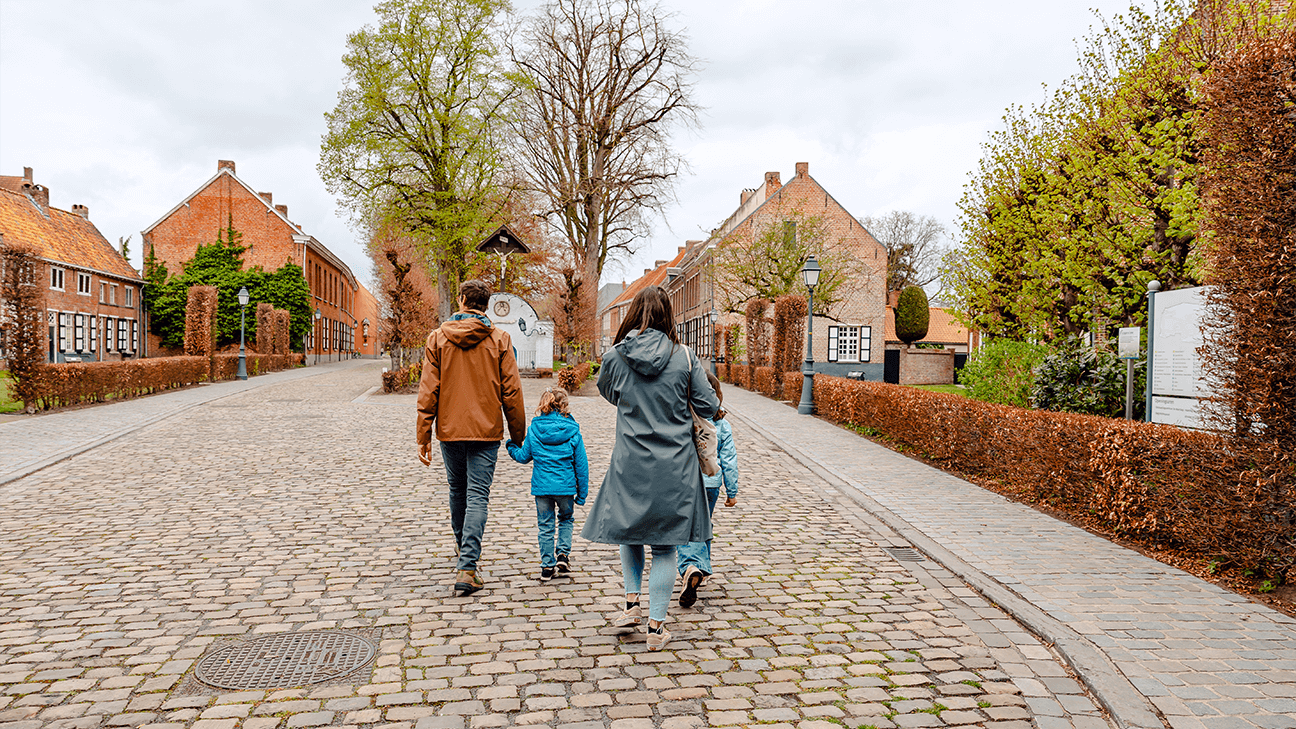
[1,0,1136,291]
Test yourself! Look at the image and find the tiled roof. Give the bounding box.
[0,188,140,280]
[885,306,968,345]
[605,248,687,312]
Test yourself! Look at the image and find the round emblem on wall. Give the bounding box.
[493,300,511,317]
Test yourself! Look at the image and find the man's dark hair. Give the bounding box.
[460,279,491,312]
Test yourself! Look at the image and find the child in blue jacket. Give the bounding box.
[506,388,589,581]
[677,370,738,607]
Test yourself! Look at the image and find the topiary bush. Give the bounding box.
[894,286,930,344]
[959,338,1049,407]
[1032,335,1145,418]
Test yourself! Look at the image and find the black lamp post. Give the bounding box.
[313,307,322,366]
[236,287,250,380]
[797,256,821,415]
[709,308,719,362]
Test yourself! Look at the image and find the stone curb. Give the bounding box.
[0,360,373,488]
[726,404,1168,729]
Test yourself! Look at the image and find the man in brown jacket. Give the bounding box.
[417,280,526,595]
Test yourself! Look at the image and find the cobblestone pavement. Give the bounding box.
[722,385,1296,729]
[0,362,1113,729]
[0,359,372,486]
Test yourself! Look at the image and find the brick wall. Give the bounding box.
[896,346,955,386]
[39,261,143,363]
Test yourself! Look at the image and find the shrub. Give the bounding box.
[783,371,804,402]
[731,364,750,389]
[273,309,291,355]
[812,374,1294,584]
[1031,335,1145,418]
[959,338,1048,407]
[28,357,210,409]
[772,295,807,372]
[753,366,779,399]
[255,302,274,353]
[0,243,45,408]
[382,359,423,394]
[744,298,770,367]
[211,353,303,381]
[184,285,217,357]
[557,361,592,393]
[715,363,729,383]
[895,286,930,344]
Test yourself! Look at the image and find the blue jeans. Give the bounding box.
[535,496,574,568]
[440,441,500,572]
[678,487,721,576]
[621,545,677,622]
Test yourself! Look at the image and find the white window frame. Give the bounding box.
[105,317,115,353]
[130,319,138,352]
[99,282,106,303]
[117,318,127,351]
[77,272,92,296]
[50,267,65,291]
[124,286,133,307]
[74,314,85,352]
[89,316,97,353]
[109,285,117,305]
[827,325,872,363]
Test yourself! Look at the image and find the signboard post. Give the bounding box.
[1118,326,1141,420]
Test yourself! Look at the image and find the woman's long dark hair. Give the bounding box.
[613,286,680,345]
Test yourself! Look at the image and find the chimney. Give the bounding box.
[677,246,685,255]
[740,189,753,205]
[22,167,32,183]
[764,171,781,198]
[218,160,236,173]
[644,268,652,276]
[259,192,273,205]
[275,204,288,218]
[654,259,668,268]
[72,204,89,219]
[795,162,809,177]
[24,183,49,209]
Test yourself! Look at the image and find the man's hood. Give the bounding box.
[441,317,493,348]
[614,328,676,378]
[531,412,579,445]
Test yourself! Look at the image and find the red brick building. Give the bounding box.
[142,161,364,362]
[662,162,888,378]
[0,167,145,365]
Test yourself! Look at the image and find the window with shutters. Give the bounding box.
[827,325,871,363]
[90,316,98,353]
[105,317,115,352]
[117,318,127,351]
[131,320,138,352]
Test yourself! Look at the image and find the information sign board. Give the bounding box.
[1149,286,1211,428]
[1117,327,1140,359]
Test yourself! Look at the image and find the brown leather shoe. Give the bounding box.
[454,570,484,595]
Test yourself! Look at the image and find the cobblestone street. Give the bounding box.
[0,362,1109,729]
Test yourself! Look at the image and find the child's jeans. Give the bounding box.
[535,496,575,568]
[677,487,721,576]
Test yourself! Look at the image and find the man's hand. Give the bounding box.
[418,442,432,467]
[724,497,737,507]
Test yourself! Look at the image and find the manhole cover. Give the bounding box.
[885,547,926,562]
[194,631,376,690]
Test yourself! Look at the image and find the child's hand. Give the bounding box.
[724,497,737,507]
[576,499,586,507]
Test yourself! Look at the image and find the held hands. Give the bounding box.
[418,442,432,467]
[724,497,737,507]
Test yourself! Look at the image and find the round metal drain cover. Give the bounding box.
[194,631,376,690]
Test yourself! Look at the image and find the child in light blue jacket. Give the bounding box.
[677,370,738,607]
[506,388,589,581]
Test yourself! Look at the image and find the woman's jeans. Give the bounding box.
[535,496,575,568]
[620,545,677,622]
[677,487,721,576]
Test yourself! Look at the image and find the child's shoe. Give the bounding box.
[679,565,703,608]
[540,566,555,582]
[556,553,571,574]
[611,602,641,628]
[647,624,670,651]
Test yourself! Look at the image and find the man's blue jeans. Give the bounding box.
[677,487,721,576]
[440,441,500,572]
[535,496,575,568]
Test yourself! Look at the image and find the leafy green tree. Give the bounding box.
[895,286,930,344]
[1031,335,1144,418]
[319,0,516,323]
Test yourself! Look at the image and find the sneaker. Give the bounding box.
[679,565,704,608]
[540,566,555,582]
[611,602,641,628]
[647,624,670,651]
[453,569,484,595]
[556,553,571,574]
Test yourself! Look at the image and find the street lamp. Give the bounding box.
[236,287,250,381]
[313,307,322,366]
[709,308,719,362]
[797,256,821,415]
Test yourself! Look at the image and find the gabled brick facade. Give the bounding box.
[0,168,144,365]
[662,162,888,378]
[142,161,364,362]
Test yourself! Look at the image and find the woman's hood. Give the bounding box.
[614,328,676,377]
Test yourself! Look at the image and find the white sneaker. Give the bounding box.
[679,566,704,608]
[611,603,641,628]
[647,625,670,651]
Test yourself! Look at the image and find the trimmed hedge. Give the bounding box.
[29,357,210,409]
[211,353,303,380]
[754,366,779,399]
[558,362,593,393]
[812,374,1294,581]
[782,372,803,402]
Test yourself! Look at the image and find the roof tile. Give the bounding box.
[0,188,139,280]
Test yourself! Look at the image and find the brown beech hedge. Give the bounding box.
[28,357,211,409]
[812,375,1294,579]
[210,353,303,380]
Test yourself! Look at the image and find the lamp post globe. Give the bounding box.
[797,256,821,415]
[236,286,250,380]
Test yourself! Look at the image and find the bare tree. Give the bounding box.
[859,211,947,296]
[511,0,698,359]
